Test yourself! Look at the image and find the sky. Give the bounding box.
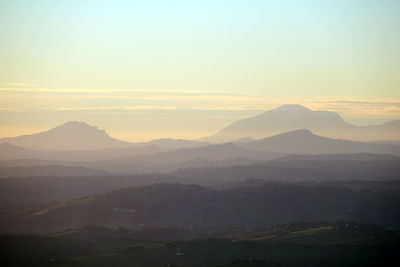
[0,0,399,141]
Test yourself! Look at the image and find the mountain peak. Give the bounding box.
[284,128,314,135]
[263,129,316,141]
[63,121,91,127]
[58,121,99,130]
[50,121,106,135]
[275,104,310,112]
[204,104,354,143]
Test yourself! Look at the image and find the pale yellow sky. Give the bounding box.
[1,1,399,141]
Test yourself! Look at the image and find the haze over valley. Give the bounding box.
[1,1,400,266]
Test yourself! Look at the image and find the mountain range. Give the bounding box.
[0,124,399,177]
[1,105,399,153]
[0,104,399,177]
[203,104,400,142]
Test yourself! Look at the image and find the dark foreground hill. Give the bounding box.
[3,183,399,234]
[1,222,399,267]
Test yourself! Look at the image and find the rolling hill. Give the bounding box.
[238,129,400,155]
[0,142,166,161]
[4,183,399,234]
[116,142,281,163]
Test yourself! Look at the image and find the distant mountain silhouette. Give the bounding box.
[203,104,400,142]
[0,143,38,160]
[0,121,133,151]
[0,142,165,161]
[117,142,281,163]
[172,153,400,186]
[239,129,400,155]
[139,138,210,149]
[0,165,107,178]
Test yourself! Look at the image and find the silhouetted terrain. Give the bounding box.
[1,131,399,176]
[0,165,107,178]
[2,182,400,234]
[0,142,166,161]
[2,222,399,267]
[238,129,400,155]
[173,154,400,183]
[0,116,399,266]
[0,154,399,204]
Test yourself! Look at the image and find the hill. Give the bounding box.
[238,129,400,155]
[1,222,399,267]
[0,165,108,178]
[4,183,399,234]
[0,142,165,161]
[173,153,400,184]
[116,142,281,163]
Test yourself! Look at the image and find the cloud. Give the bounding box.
[1,86,399,124]
[38,105,265,112]
[0,107,25,112]
[2,82,40,88]
[0,87,247,96]
[321,100,400,107]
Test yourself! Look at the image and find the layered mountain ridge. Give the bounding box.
[204,104,400,142]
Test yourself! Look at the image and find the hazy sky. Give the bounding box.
[1,0,399,141]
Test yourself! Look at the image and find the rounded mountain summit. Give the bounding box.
[0,121,132,151]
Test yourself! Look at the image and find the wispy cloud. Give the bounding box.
[0,87,247,96]
[317,100,400,107]
[51,106,267,112]
[2,82,40,88]
[1,86,399,125]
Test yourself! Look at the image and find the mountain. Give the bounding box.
[173,153,400,184]
[80,143,281,174]
[203,104,400,142]
[238,129,400,155]
[139,138,209,149]
[0,121,133,151]
[116,142,282,163]
[0,142,165,161]
[0,143,39,160]
[0,165,108,178]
